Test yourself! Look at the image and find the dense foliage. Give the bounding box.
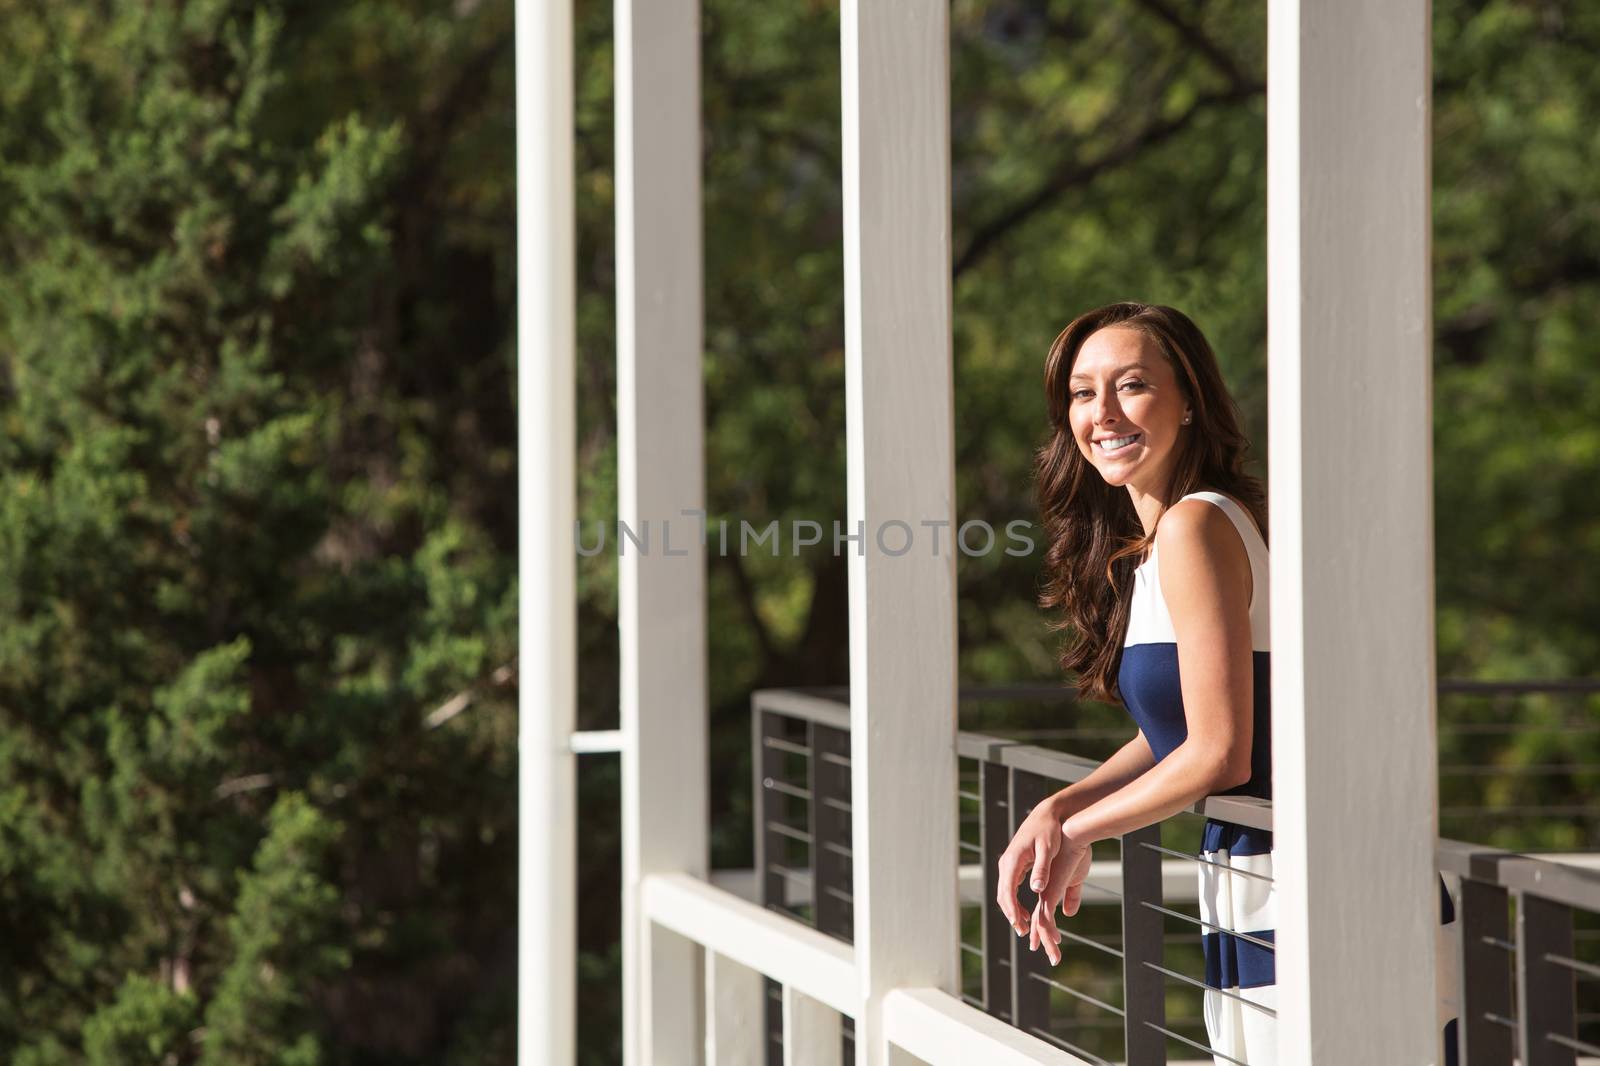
[0,0,516,1060]
[0,0,1594,1061]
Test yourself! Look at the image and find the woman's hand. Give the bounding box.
[1030,834,1092,965]
[995,798,1071,948]
[996,796,1095,967]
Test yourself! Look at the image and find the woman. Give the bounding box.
[994,302,1276,1062]
[993,302,1458,1065]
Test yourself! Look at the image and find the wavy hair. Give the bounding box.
[1034,302,1267,704]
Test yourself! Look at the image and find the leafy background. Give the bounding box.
[0,0,1595,1061]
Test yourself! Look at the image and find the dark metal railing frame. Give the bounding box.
[751,686,1600,1066]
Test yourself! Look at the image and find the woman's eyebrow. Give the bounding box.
[1069,362,1145,384]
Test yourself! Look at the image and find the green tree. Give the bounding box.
[0,0,517,1059]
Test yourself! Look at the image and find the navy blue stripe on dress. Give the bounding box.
[1200,820,1276,992]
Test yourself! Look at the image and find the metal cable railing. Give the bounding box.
[752,685,1600,1065]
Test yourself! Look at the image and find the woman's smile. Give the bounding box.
[1093,432,1142,456]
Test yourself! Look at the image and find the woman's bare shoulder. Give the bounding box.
[1153,499,1252,608]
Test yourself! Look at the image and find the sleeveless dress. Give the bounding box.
[1115,490,1460,1065]
[1119,491,1276,1063]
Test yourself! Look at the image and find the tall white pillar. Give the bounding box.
[840,4,961,1064]
[1268,0,1440,1060]
[517,0,576,1063]
[615,1,709,1064]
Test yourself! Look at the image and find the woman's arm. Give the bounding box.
[1030,500,1256,951]
[1039,730,1159,823]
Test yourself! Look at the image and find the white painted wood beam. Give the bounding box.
[784,985,844,1066]
[1267,0,1439,1059]
[840,3,961,1064]
[517,0,576,1062]
[615,1,708,1064]
[643,872,861,1018]
[882,988,1092,1066]
[706,951,767,1066]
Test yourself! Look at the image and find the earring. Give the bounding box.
[1182,415,1192,424]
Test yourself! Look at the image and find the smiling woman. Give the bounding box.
[994,302,1459,1065]
[1034,303,1262,707]
[1013,302,1278,1064]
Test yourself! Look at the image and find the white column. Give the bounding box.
[840,3,960,1065]
[706,951,766,1065]
[517,0,576,1063]
[616,1,708,1065]
[1267,0,1438,1060]
[783,985,844,1066]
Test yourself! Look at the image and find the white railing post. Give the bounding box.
[517,0,576,1063]
[840,3,961,1064]
[783,985,844,1065]
[706,952,766,1065]
[616,1,709,1064]
[1268,0,1439,1060]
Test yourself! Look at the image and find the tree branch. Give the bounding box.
[952,80,1262,280]
[1131,0,1253,90]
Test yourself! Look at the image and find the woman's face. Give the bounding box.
[1067,326,1192,494]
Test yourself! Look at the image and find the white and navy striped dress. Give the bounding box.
[1119,490,1277,1064]
[1116,490,1461,1066]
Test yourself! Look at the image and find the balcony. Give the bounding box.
[733,688,1600,1065]
[525,1,1589,1063]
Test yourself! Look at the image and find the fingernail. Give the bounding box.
[1030,879,1043,890]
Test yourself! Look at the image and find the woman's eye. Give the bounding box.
[1121,380,1145,391]
[1072,389,1091,400]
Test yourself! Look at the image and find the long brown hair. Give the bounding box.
[1034,302,1267,704]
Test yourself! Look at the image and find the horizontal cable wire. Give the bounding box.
[765,820,812,844]
[1026,972,1124,1018]
[1139,840,1276,883]
[762,778,810,800]
[1542,952,1600,980]
[1026,1027,1114,1066]
[1145,1020,1250,1066]
[1143,961,1278,1017]
[762,736,812,756]
[1054,927,1124,960]
[1140,900,1276,951]
[1078,881,1123,901]
[1546,1032,1600,1057]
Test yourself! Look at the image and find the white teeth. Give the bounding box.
[1097,434,1139,452]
